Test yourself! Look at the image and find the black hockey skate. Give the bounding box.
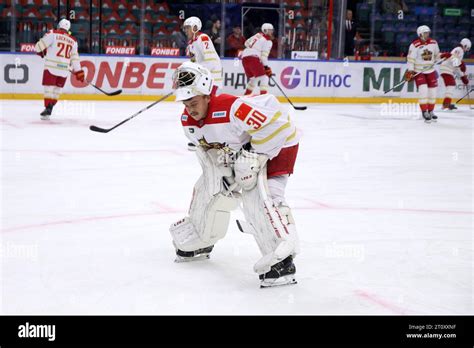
[422,110,431,123]
[40,103,54,120]
[442,104,457,110]
[175,245,214,263]
[259,255,297,288]
[429,110,438,122]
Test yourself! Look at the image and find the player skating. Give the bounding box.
[241,23,274,95]
[405,25,443,123]
[439,38,471,110]
[35,18,84,120]
[170,62,300,288]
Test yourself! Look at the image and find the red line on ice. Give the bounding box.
[1,210,185,233]
[0,118,22,128]
[296,198,474,215]
[354,289,409,315]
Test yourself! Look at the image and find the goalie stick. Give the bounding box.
[89,92,173,133]
[270,76,307,110]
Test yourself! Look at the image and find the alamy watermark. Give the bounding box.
[325,242,365,262]
[380,100,420,119]
[0,242,38,261]
[54,100,96,119]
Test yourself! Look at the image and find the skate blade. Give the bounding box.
[174,254,210,263]
[40,116,51,121]
[424,119,431,123]
[260,275,297,288]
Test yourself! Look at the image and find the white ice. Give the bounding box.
[1,99,472,314]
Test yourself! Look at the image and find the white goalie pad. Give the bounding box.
[237,163,300,275]
[170,147,240,252]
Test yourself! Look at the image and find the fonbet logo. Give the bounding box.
[280,67,301,89]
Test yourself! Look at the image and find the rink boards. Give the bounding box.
[0,52,473,103]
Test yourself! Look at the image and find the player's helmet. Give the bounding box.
[416,25,430,39]
[58,18,71,32]
[183,17,202,33]
[261,23,274,35]
[460,38,471,51]
[173,62,213,101]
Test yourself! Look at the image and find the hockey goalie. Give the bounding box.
[169,62,300,288]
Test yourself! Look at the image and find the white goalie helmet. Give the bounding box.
[460,38,471,51]
[261,23,274,34]
[173,62,213,101]
[183,16,202,32]
[416,25,430,38]
[58,18,71,31]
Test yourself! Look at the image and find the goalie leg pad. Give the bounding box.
[170,147,239,252]
[238,164,300,275]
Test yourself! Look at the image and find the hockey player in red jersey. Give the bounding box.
[405,25,442,122]
[241,23,274,95]
[439,38,471,110]
[170,62,300,288]
[35,18,84,120]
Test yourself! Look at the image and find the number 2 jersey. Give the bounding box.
[35,29,81,78]
[181,93,299,159]
[186,32,223,88]
[406,38,440,73]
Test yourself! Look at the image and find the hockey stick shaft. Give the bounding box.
[86,80,122,96]
[384,59,446,94]
[89,92,173,133]
[270,76,307,110]
[68,67,122,96]
[455,87,474,104]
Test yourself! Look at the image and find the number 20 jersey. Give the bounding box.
[36,29,81,77]
[181,93,299,159]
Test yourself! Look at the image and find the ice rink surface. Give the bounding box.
[1,99,472,314]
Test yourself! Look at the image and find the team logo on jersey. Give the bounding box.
[421,49,433,61]
[212,111,227,118]
[181,114,188,121]
[280,67,301,89]
[198,136,230,152]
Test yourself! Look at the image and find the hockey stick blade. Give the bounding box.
[104,89,122,96]
[89,125,111,133]
[270,76,307,111]
[86,79,122,97]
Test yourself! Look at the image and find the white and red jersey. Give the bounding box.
[241,32,273,66]
[35,29,81,77]
[440,45,465,76]
[181,93,299,159]
[186,32,223,88]
[406,38,440,73]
